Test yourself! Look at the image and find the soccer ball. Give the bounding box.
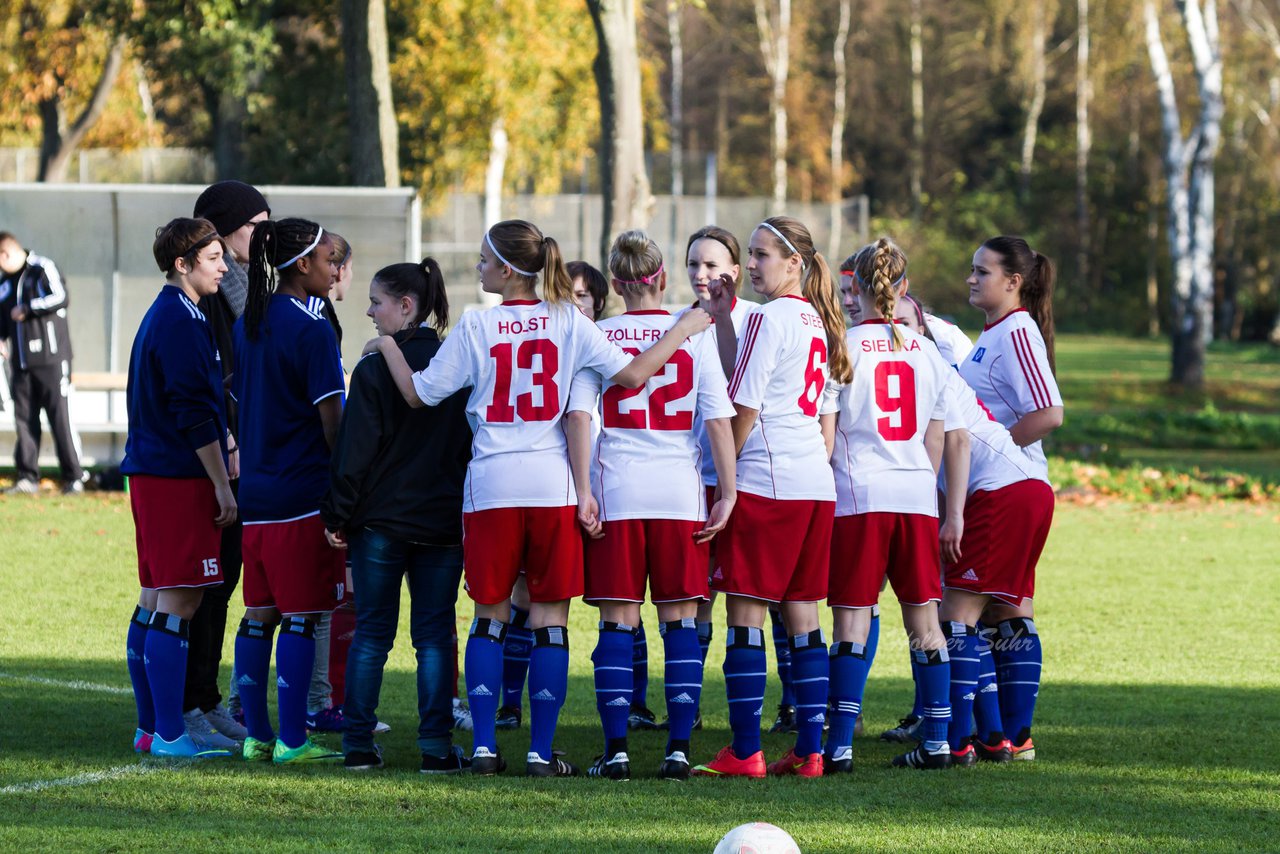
[713,822,801,854]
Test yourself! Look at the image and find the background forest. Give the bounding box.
[2,0,1279,349]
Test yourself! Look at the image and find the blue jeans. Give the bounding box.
[343,527,463,757]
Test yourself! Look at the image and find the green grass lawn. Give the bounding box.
[1,493,1277,852]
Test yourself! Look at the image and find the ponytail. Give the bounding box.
[981,235,1057,374]
[541,235,574,305]
[245,217,324,341]
[854,237,909,352]
[608,229,664,299]
[373,256,450,334]
[760,215,851,384]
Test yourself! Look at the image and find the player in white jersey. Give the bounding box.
[366,219,711,779]
[564,230,737,781]
[691,216,851,780]
[496,259,612,734]
[958,235,1062,761]
[824,238,959,771]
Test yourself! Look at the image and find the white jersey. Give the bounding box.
[728,295,836,502]
[678,297,760,486]
[959,308,1062,472]
[923,312,973,368]
[941,369,1047,491]
[412,299,630,512]
[831,322,950,517]
[568,311,735,522]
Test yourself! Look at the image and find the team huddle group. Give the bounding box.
[122,179,1062,781]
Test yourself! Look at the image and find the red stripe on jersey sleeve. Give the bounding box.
[728,313,763,400]
[1011,328,1050,410]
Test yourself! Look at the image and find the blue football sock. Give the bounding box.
[528,626,569,762]
[696,621,713,666]
[974,624,1005,743]
[914,646,952,754]
[275,616,316,748]
[866,604,881,671]
[234,618,275,742]
[465,618,506,754]
[501,607,532,709]
[593,622,633,757]
[995,617,1042,744]
[788,630,829,757]
[632,621,649,708]
[660,618,703,752]
[126,606,154,734]
[826,641,869,759]
[144,612,190,742]
[910,652,925,718]
[723,625,766,759]
[770,609,795,707]
[944,622,980,751]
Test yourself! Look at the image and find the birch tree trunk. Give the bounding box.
[668,0,684,269]
[1019,0,1048,203]
[39,35,127,183]
[1145,0,1222,387]
[1076,0,1091,289]
[480,118,509,306]
[829,0,852,257]
[342,0,400,187]
[587,0,654,270]
[909,0,924,219]
[754,0,791,213]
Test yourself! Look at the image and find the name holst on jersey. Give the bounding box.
[495,316,549,335]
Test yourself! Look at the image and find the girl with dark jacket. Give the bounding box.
[321,258,473,772]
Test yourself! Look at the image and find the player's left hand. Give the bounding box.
[361,335,389,356]
[694,492,736,543]
[673,306,713,338]
[577,494,604,539]
[10,306,26,322]
[939,517,963,565]
[704,273,737,317]
[325,528,348,550]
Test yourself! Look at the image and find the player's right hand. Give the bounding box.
[213,483,238,528]
[325,528,348,549]
[674,307,713,338]
[704,273,738,316]
[361,335,389,356]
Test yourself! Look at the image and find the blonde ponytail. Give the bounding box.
[854,237,908,351]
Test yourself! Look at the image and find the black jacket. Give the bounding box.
[199,262,243,436]
[0,252,73,370]
[321,326,472,545]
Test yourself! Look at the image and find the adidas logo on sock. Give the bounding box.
[808,713,826,723]
[961,569,979,581]
[469,684,493,697]
[532,689,557,702]
[143,655,151,665]
[237,674,256,686]
[962,691,976,701]
[606,696,630,707]
[276,677,289,688]
[670,692,695,704]
[127,649,141,661]
[981,683,998,693]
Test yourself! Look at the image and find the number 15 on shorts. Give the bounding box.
[202,558,220,577]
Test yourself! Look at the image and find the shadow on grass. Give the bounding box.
[2,660,1278,852]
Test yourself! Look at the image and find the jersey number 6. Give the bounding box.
[797,337,828,417]
[486,340,560,422]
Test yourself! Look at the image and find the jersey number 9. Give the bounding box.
[874,361,918,440]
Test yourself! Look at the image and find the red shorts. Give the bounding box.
[584,518,709,603]
[130,475,223,590]
[242,513,345,615]
[944,479,1054,605]
[714,492,834,603]
[829,512,941,608]
[463,506,583,605]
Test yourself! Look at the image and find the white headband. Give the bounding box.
[760,221,801,258]
[278,226,324,269]
[485,230,536,278]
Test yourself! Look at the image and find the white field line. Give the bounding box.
[0,764,156,795]
[0,672,132,695]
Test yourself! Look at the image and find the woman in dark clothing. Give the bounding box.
[320,258,473,773]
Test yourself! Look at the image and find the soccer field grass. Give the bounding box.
[1,494,1278,852]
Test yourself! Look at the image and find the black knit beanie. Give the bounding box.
[193,180,270,238]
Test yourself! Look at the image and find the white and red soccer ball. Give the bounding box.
[713,822,801,854]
